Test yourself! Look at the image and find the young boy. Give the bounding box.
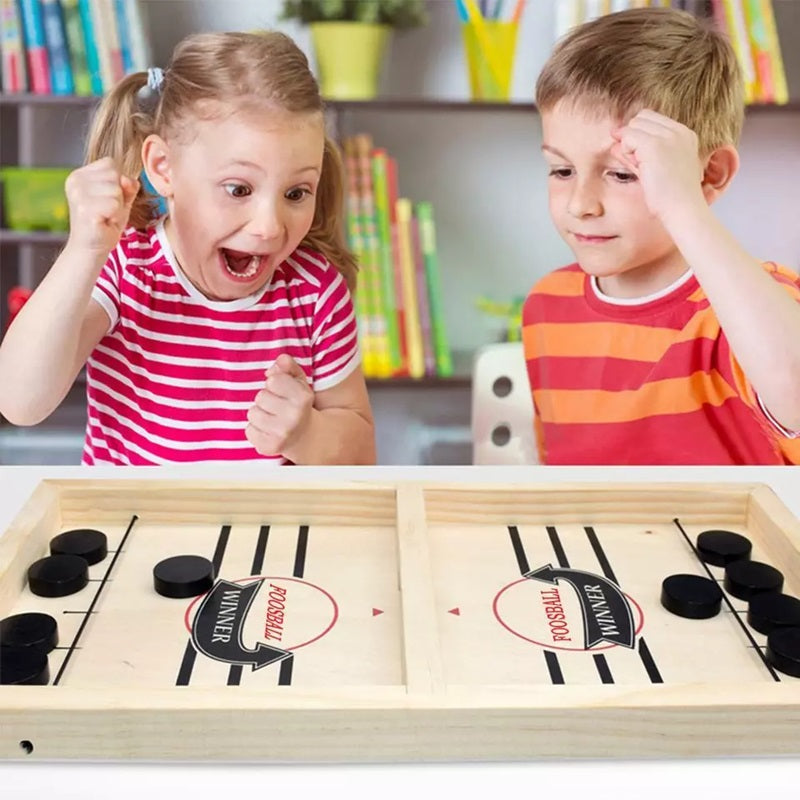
[522,7,800,465]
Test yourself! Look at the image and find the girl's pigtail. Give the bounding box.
[302,137,358,294]
[85,71,158,230]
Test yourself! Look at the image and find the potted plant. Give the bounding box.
[282,0,429,100]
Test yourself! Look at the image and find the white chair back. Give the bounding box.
[471,342,537,464]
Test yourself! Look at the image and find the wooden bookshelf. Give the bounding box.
[0,230,68,245]
[1,93,799,113]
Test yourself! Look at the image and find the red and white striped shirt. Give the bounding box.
[84,222,360,465]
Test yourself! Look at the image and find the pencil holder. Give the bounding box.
[462,20,519,101]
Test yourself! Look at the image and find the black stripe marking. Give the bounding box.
[53,515,139,686]
[278,655,294,685]
[637,638,664,684]
[584,526,618,584]
[293,525,309,578]
[176,524,231,687]
[584,525,663,685]
[277,526,310,687]
[593,653,614,684]
[673,517,780,682]
[211,525,231,575]
[507,525,530,575]
[176,641,197,686]
[544,650,564,684]
[228,525,272,687]
[546,525,569,568]
[251,525,270,575]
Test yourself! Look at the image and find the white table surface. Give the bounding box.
[1,463,799,799]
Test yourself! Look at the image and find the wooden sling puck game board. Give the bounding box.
[1,479,800,761]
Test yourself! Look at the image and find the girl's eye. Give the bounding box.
[286,187,311,202]
[609,171,637,183]
[224,184,251,198]
[548,168,573,179]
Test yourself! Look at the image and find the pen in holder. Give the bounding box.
[462,19,519,101]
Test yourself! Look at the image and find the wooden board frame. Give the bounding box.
[1,478,800,762]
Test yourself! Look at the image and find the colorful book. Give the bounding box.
[41,0,75,94]
[78,0,103,94]
[753,0,788,104]
[0,0,28,92]
[716,0,757,104]
[411,214,437,377]
[353,134,392,378]
[113,0,133,73]
[123,0,151,72]
[415,202,453,378]
[371,148,402,374]
[395,198,425,379]
[96,0,124,82]
[385,154,409,377]
[18,0,52,94]
[60,0,92,95]
[343,137,377,377]
[89,0,114,91]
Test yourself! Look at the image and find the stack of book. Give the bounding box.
[343,134,453,381]
[1,0,150,95]
[554,0,789,105]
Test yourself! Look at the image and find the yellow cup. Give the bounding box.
[462,20,519,102]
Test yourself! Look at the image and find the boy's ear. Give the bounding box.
[141,134,173,198]
[701,144,739,204]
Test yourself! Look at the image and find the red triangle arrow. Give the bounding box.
[372,608,383,616]
[448,607,460,616]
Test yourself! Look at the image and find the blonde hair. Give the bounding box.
[535,7,744,154]
[85,31,357,292]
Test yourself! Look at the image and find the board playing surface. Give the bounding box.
[1,479,799,761]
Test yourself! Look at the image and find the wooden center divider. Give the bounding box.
[0,479,799,761]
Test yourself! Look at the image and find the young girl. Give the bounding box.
[0,31,375,466]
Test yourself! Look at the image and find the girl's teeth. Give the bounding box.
[223,254,260,278]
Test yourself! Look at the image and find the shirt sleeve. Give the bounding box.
[726,262,800,440]
[91,235,128,334]
[310,267,361,392]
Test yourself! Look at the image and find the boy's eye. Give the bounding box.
[285,187,311,202]
[609,171,637,183]
[548,168,573,179]
[224,183,251,198]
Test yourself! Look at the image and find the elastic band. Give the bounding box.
[147,67,164,92]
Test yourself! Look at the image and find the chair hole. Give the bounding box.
[491,424,511,446]
[492,376,512,398]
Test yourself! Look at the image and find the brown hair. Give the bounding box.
[85,31,357,291]
[535,7,744,154]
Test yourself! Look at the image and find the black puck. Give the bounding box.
[747,592,800,635]
[724,560,784,601]
[766,626,800,678]
[661,573,723,619]
[50,528,108,566]
[696,530,752,567]
[153,555,215,599]
[28,554,89,598]
[0,646,50,685]
[0,613,58,654]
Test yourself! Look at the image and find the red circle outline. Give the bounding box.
[183,575,339,651]
[492,577,645,652]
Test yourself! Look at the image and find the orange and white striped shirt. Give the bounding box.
[522,262,800,465]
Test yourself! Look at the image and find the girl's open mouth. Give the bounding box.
[219,248,268,281]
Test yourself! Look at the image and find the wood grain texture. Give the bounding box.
[1,478,799,762]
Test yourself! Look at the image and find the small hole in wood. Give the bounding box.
[492,376,512,398]
[491,424,511,446]
[19,740,33,755]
